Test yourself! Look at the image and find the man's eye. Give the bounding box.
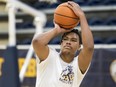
[71,39,77,42]
[63,38,68,40]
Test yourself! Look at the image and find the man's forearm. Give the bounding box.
[80,14,94,49]
[33,28,59,46]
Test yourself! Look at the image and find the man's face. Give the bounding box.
[60,32,80,54]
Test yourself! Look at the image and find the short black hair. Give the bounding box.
[61,29,82,44]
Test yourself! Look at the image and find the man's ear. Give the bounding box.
[78,44,81,51]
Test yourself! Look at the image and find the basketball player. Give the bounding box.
[32,1,94,87]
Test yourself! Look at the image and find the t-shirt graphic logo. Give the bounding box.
[59,65,74,84]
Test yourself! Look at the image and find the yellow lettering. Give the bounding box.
[18,58,36,77]
[0,58,4,76]
[0,58,36,78]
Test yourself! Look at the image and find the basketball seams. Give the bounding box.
[54,13,79,20]
[55,20,78,26]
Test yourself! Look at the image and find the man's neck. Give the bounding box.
[60,53,75,63]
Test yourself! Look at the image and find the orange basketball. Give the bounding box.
[54,2,79,29]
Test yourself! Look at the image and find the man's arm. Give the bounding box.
[78,14,94,73]
[32,29,57,61]
[67,1,94,73]
[32,23,71,61]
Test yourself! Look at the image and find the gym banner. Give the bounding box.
[0,48,36,87]
[0,48,116,87]
[80,49,116,87]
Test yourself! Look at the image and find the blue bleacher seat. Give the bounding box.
[49,38,60,44]
[48,3,59,8]
[22,21,35,28]
[17,39,32,45]
[16,40,21,45]
[75,0,88,6]
[105,17,116,25]
[58,0,73,3]
[88,0,102,6]
[22,39,32,44]
[16,23,23,29]
[16,21,35,29]
[105,37,116,44]
[94,37,104,44]
[33,1,50,9]
[44,20,54,28]
[89,18,104,25]
[102,0,116,5]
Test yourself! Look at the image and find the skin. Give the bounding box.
[60,32,81,63]
[32,1,94,74]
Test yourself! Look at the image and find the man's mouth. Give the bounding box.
[64,45,72,49]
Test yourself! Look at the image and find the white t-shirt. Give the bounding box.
[35,47,88,87]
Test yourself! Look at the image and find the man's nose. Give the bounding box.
[66,40,71,44]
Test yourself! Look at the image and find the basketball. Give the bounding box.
[54,2,79,29]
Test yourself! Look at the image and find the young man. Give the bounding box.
[32,1,94,87]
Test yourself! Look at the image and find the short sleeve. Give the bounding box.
[36,47,58,67]
[77,57,91,77]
